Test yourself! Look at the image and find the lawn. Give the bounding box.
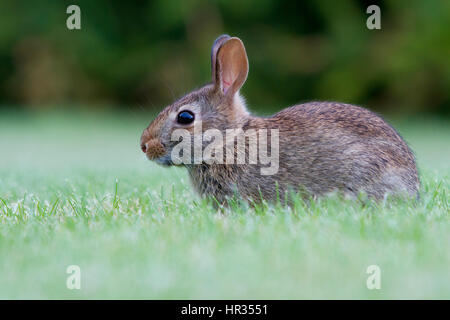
[0,110,448,299]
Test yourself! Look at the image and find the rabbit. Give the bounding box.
[140,34,420,204]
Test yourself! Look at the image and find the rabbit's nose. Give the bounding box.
[141,143,147,153]
[143,139,166,159]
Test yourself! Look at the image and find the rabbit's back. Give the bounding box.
[237,102,420,200]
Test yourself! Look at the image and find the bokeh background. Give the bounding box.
[0,0,448,116]
[0,0,449,299]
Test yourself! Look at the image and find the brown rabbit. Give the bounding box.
[140,35,420,204]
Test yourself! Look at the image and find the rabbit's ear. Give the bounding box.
[214,37,249,97]
[211,34,231,84]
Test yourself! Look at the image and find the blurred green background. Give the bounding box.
[0,0,448,116]
[0,1,449,299]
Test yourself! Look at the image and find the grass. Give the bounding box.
[0,110,448,299]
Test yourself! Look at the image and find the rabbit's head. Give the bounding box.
[140,35,250,165]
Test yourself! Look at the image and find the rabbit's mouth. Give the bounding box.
[141,138,177,166]
[142,138,166,160]
[154,155,174,167]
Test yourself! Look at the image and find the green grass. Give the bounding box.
[0,111,448,299]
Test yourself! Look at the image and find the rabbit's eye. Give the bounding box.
[177,110,195,124]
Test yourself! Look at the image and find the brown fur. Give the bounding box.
[140,35,420,204]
